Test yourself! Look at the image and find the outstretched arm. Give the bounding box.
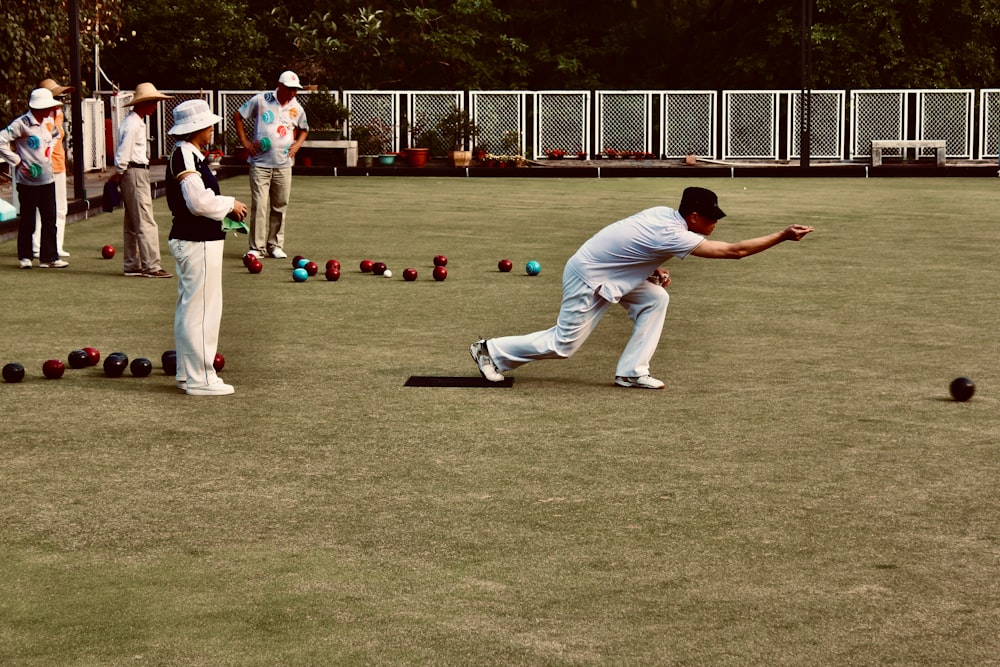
[689,225,814,259]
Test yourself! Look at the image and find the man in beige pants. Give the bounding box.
[109,82,173,278]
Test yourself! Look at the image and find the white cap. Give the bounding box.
[168,99,222,136]
[277,71,302,89]
[29,88,63,110]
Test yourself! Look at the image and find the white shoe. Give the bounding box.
[614,375,665,389]
[246,249,262,259]
[176,381,187,390]
[185,382,234,396]
[469,339,504,382]
[269,248,288,259]
[18,258,32,269]
[39,260,69,268]
[59,250,71,257]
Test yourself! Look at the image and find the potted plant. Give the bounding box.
[351,118,394,163]
[404,113,435,168]
[434,105,480,167]
[302,87,351,140]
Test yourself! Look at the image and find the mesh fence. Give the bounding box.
[851,90,906,157]
[596,92,654,156]
[980,90,1000,160]
[344,91,399,154]
[469,92,527,155]
[85,87,1000,164]
[917,90,973,158]
[534,91,589,159]
[80,98,105,171]
[789,91,845,159]
[663,91,716,158]
[408,92,463,154]
[723,91,779,159]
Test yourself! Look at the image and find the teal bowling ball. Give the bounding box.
[292,268,309,282]
[525,260,541,276]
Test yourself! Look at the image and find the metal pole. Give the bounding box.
[799,0,812,168]
[69,0,87,200]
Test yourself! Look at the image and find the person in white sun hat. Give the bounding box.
[166,99,248,396]
[0,87,67,269]
[30,78,74,259]
[234,70,309,260]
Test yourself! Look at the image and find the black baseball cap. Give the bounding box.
[679,187,726,220]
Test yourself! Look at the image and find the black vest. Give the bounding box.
[166,145,227,242]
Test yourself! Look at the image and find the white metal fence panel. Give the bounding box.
[407,91,463,154]
[851,90,907,158]
[218,91,258,155]
[102,89,212,160]
[596,91,655,157]
[789,90,845,159]
[344,91,400,154]
[534,91,590,159]
[917,89,973,158]
[723,91,779,159]
[469,91,527,156]
[663,91,716,158]
[80,98,105,171]
[979,89,1000,160]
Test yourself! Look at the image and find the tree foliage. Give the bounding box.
[0,0,121,117]
[5,0,1000,115]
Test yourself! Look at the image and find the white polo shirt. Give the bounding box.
[114,111,150,173]
[0,111,59,186]
[237,90,308,169]
[565,206,705,303]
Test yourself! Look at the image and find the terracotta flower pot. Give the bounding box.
[406,148,429,168]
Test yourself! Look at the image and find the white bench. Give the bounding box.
[871,140,946,167]
[300,140,358,167]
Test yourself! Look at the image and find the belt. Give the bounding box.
[128,162,149,169]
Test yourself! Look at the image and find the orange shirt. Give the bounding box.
[49,108,66,174]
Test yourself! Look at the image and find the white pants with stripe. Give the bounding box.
[487,266,670,378]
[169,238,225,389]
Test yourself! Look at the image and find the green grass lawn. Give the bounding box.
[1,176,997,665]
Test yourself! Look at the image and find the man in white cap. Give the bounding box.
[234,70,309,260]
[109,82,174,278]
[28,78,74,259]
[0,87,67,268]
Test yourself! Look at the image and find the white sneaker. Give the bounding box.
[59,250,71,257]
[185,382,235,396]
[269,248,288,259]
[18,258,32,269]
[39,260,69,268]
[614,375,665,389]
[246,249,262,259]
[469,339,504,382]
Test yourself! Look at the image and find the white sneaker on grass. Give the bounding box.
[18,258,32,269]
[470,339,504,382]
[185,382,234,396]
[614,375,665,389]
[39,260,69,268]
[269,248,288,259]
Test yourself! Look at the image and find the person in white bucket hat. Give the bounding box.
[234,70,309,260]
[0,87,67,269]
[110,82,174,278]
[165,99,248,396]
[28,78,75,259]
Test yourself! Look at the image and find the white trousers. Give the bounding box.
[488,266,670,378]
[28,170,68,256]
[169,238,225,389]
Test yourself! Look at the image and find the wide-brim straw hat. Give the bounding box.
[39,78,75,96]
[168,99,222,136]
[125,82,173,106]
[28,88,63,110]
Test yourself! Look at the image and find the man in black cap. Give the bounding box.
[470,187,814,388]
